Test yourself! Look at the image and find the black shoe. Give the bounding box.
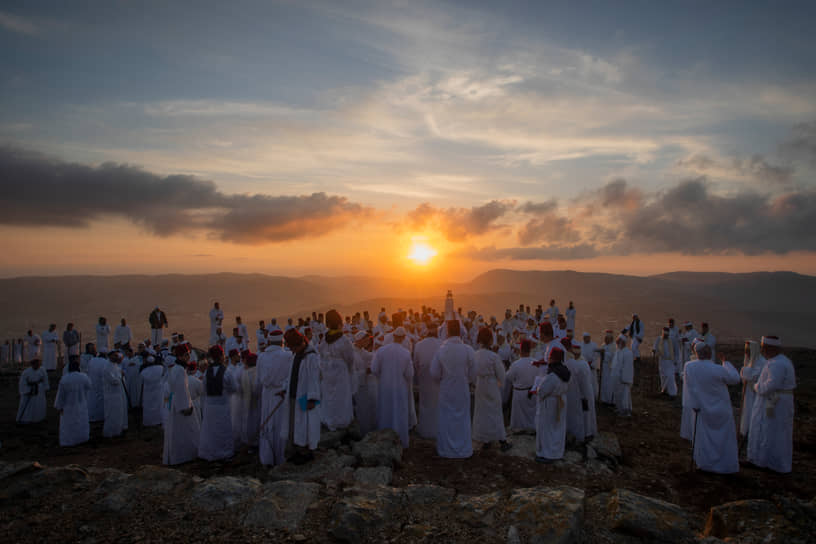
[535,456,554,464]
[500,441,513,452]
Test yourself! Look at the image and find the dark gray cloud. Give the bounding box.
[677,152,794,186]
[518,200,557,215]
[0,146,368,244]
[406,200,515,240]
[781,121,816,166]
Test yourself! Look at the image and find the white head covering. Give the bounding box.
[354,331,368,342]
[393,327,407,337]
[761,335,781,347]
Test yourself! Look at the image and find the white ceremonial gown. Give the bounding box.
[285,349,322,450]
[599,343,616,404]
[318,335,355,431]
[413,336,442,439]
[140,364,166,427]
[42,330,59,371]
[472,348,506,443]
[123,356,143,408]
[564,357,597,442]
[209,308,224,344]
[54,370,91,446]
[87,356,108,422]
[654,337,678,397]
[679,357,698,440]
[163,364,201,465]
[534,371,570,460]
[199,364,238,460]
[430,337,476,458]
[612,347,634,415]
[566,307,576,331]
[102,362,128,437]
[739,356,767,437]
[684,359,740,473]
[113,325,132,347]
[17,367,49,423]
[747,354,796,473]
[96,324,111,353]
[503,357,538,431]
[25,334,41,362]
[241,366,261,448]
[371,342,414,448]
[188,374,204,421]
[353,346,378,436]
[257,345,292,466]
[226,363,244,449]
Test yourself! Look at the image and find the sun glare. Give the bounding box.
[407,242,437,265]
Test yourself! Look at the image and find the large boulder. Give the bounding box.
[704,496,816,543]
[243,480,321,532]
[268,449,356,482]
[353,466,393,486]
[589,432,622,461]
[0,464,90,501]
[190,476,262,511]
[456,490,503,528]
[329,485,405,543]
[499,433,537,459]
[404,484,456,505]
[351,429,402,467]
[506,486,585,544]
[95,465,192,514]
[607,489,694,542]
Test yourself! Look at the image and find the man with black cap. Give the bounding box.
[283,328,321,463]
[163,344,200,465]
[199,345,238,461]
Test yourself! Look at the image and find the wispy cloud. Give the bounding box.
[0,10,38,36]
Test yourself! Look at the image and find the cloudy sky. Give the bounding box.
[1,0,815,278]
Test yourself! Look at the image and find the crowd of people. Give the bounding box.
[10,294,797,475]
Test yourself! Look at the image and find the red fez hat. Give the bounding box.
[208,345,224,358]
[173,343,191,357]
[228,348,240,357]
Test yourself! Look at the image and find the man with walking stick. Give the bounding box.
[17,358,48,424]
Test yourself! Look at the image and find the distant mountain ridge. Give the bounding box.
[1,269,813,348]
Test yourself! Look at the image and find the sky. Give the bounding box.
[1,0,815,280]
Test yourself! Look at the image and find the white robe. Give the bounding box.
[87,356,108,422]
[96,324,111,352]
[654,337,678,397]
[240,366,261,447]
[318,335,355,431]
[257,345,292,466]
[747,354,796,473]
[42,330,59,371]
[371,342,413,448]
[472,348,506,443]
[413,336,442,439]
[353,346,378,436]
[188,374,204,421]
[612,347,634,415]
[684,359,740,473]
[739,356,767,436]
[123,356,143,408]
[564,357,596,442]
[430,337,475,458]
[599,343,617,404]
[54,371,91,446]
[209,308,224,344]
[199,364,239,460]
[226,363,244,448]
[285,349,322,450]
[140,364,166,427]
[534,371,569,460]
[163,364,201,465]
[102,362,128,437]
[17,367,49,423]
[680,358,698,440]
[503,356,538,431]
[113,325,132,347]
[565,307,576,331]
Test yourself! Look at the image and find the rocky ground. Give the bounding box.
[1,344,814,543]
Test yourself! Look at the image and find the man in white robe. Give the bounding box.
[226,348,245,450]
[430,321,476,458]
[24,330,41,363]
[472,327,510,450]
[599,330,616,404]
[352,332,378,436]
[701,322,716,361]
[503,339,538,432]
[87,351,109,423]
[684,344,740,473]
[564,339,596,443]
[199,346,239,461]
[318,309,355,431]
[17,358,49,423]
[413,323,443,439]
[257,331,292,466]
[102,352,128,437]
[42,324,59,371]
[96,318,111,354]
[283,329,321,463]
[532,346,570,462]
[140,356,165,427]
[547,300,559,325]
[653,328,678,397]
[225,329,243,358]
[739,340,765,439]
[747,336,796,473]
[680,339,704,440]
[209,302,224,345]
[236,316,250,349]
[54,359,91,446]
[371,327,414,448]
[565,301,576,331]
[667,318,682,363]
[240,353,261,450]
[626,314,644,361]
[122,347,143,409]
[612,335,634,416]
[113,318,132,349]
[163,347,200,465]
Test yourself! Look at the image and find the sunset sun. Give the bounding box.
[407,242,437,265]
